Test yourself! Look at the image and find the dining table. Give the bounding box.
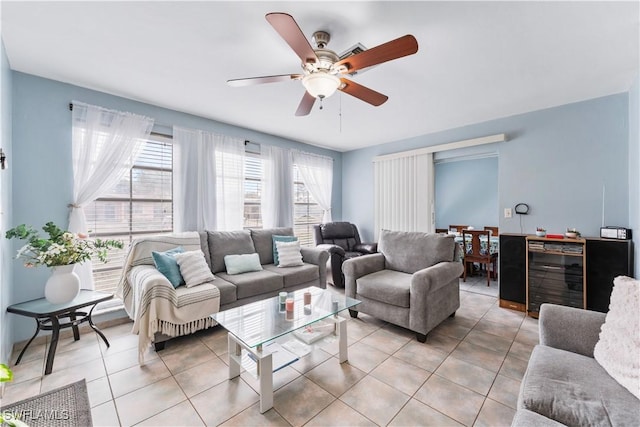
[453,233,499,258]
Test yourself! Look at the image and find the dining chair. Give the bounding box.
[449,224,469,233]
[435,228,449,234]
[484,226,499,236]
[462,229,498,286]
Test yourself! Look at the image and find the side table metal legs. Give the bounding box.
[45,316,61,375]
[13,306,111,375]
[88,305,110,348]
[7,290,114,376]
[14,319,41,365]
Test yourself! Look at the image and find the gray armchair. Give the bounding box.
[343,230,463,342]
[314,222,377,288]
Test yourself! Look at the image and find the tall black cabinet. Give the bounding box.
[499,234,527,311]
[585,238,634,313]
[499,234,633,314]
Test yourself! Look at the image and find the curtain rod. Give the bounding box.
[69,103,172,138]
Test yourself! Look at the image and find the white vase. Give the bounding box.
[45,264,80,304]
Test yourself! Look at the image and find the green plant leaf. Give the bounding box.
[0,363,13,382]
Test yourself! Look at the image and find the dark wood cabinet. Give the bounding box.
[499,234,633,315]
[526,236,585,317]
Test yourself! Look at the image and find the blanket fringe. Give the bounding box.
[151,318,217,338]
[138,317,218,365]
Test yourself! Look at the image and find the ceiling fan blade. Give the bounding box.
[266,13,318,65]
[295,91,316,116]
[334,34,418,73]
[227,74,303,87]
[339,78,388,106]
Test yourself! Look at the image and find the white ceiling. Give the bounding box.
[2,1,638,152]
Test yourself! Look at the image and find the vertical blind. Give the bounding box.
[374,153,434,238]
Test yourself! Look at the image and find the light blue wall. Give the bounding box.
[0,40,13,365]
[10,72,342,343]
[435,156,498,230]
[629,74,639,277]
[343,94,630,243]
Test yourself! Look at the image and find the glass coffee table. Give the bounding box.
[212,286,360,413]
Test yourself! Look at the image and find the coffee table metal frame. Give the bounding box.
[213,287,358,413]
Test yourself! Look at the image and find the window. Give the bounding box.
[293,164,323,246]
[241,156,322,246]
[86,134,173,294]
[243,154,262,229]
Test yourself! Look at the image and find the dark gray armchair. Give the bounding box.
[313,222,377,288]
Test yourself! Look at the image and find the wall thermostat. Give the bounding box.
[515,203,529,215]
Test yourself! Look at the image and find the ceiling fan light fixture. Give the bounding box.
[302,72,341,99]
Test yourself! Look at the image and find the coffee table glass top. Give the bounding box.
[212,286,360,348]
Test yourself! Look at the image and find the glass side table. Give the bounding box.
[7,290,113,374]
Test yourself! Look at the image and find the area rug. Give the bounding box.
[1,379,92,427]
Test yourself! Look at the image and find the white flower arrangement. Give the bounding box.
[6,222,123,267]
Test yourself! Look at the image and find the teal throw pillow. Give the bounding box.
[272,235,298,265]
[152,246,185,288]
[224,253,263,275]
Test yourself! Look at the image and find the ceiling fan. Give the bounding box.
[227,12,419,116]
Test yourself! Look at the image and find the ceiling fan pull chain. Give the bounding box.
[319,96,324,110]
[339,93,342,133]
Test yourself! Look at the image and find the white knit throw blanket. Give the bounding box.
[593,275,640,399]
[116,232,220,363]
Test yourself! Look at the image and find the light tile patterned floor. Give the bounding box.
[2,276,537,426]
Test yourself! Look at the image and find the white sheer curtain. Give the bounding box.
[173,126,245,231]
[292,151,334,223]
[70,101,154,289]
[173,127,217,231]
[374,153,434,239]
[261,145,293,228]
[214,135,245,231]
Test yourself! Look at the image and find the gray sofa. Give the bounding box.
[204,228,328,310]
[128,227,329,350]
[343,230,463,342]
[514,304,640,426]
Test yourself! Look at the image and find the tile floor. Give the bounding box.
[2,276,537,426]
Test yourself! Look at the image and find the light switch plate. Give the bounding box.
[504,208,512,218]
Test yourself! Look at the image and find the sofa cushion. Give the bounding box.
[519,345,640,426]
[272,235,298,265]
[275,240,304,267]
[345,251,364,260]
[321,222,356,239]
[217,270,284,299]
[207,230,256,273]
[210,276,237,306]
[263,263,319,288]
[250,227,294,265]
[152,246,185,288]
[357,269,411,308]
[593,275,640,399]
[198,231,211,270]
[224,253,263,275]
[174,250,216,288]
[378,230,456,274]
